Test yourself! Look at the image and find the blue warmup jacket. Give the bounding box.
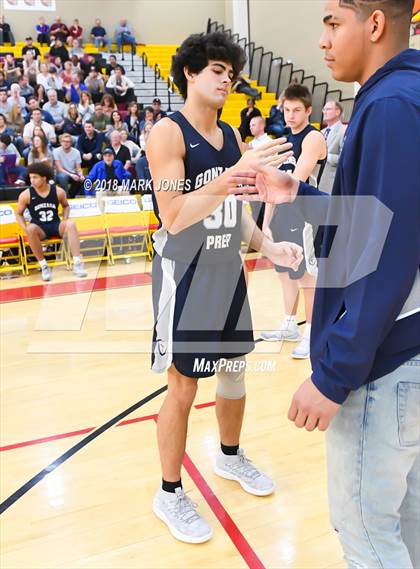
[85,159,132,187]
[299,48,420,403]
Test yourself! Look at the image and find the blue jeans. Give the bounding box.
[327,357,420,568]
[117,33,136,50]
[94,37,112,51]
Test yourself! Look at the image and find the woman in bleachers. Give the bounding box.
[139,120,153,153]
[63,103,83,139]
[119,129,141,164]
[0,114,16,138]
[139,107,155,133]
[124,101,142,143]
[77,91,94,123]
[27,133,54,165]
[69,39,84,60]
[36,63,51,91]
[107,110,128,136]
[8,105,25,139]
[35,84,48,108]
[36,17,50,46]
[100,94,117,118]
[60,61,73,90]
[4,54,21,84]
[23,52,39,86]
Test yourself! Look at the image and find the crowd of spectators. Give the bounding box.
[0,16,161,197]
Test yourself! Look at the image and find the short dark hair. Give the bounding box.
[0,134,12,146]
[171,32,246,100]
[84,120,94,126]
[27,162,54,181]
[283,83,312,109]
[339,0,415,21]
[144,106,154,114]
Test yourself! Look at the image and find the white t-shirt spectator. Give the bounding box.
[23,120,56,143]
[106,75,134,91]
[249,133,272,149]
[53,146,81,174]
[43,100,68,124]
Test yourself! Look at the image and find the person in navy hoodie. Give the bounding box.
[230,1,419,567]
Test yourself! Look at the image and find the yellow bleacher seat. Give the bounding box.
[0,205,24,276]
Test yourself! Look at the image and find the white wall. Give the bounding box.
[2,0,225,43]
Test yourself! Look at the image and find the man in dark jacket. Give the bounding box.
[77,121,103,170]
[230,1,419,566]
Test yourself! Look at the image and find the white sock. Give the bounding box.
[73,256,82,264]
[303,323,311,339]
[39,259,47,269]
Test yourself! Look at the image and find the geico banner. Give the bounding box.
[103,196,141,213]
[69,199,102,218]
[0,205,16,225]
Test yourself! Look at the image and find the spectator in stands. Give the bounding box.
[119,129,141,164]
[84,68,105,103]
[7,85,28,118]
[51,56,63,74]
[27,133,54,165]
[49,17,69,44]
[9,104,25,139]
[106,68,135,104]
[47,66,65,99]
[77,91,94,123]
[90,103,111,133]
[0,92,12,117]
[70,55,81,72]
[0,134,26,185]
[124,101,142,142]
[139,119,153,152]
[246,115,271,229]
[80,54,101,78]
[22,37,41,59]
[84,147,131,196]
[100,94,117,117]
[63,103,83,138]
[54,133,84,197]
[0,71,10,93]
[107,110,129,136]
[105,54,125,77]
[0,15,15,46]
[136,121,152,181]
[60,61,74,90]
[232,72,261,99]
[69,39,84,60]
[91,19,112,52]
[15,162,87,281]
[238,98,262,141]
[68,19,83,45]
[109,130,131,170]
[36,64,52,92]
[18,75,35,101]
[49,39,69,64]
[35,84,48,108]
[23,52,40,86]
[266,94,287,138]
[115,19,136,52]
[65,72,87,104]
[0,114,15,138]
[23,109,56,147]
[4,54,21,84]
[25,96,54,125]
[77,120,103,169]
[139,106,155,132]
[36,17,50,46]
[318,100,347,195]
[43,89,67,136]
[152,98,167,122]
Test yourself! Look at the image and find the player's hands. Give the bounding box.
[237,137,293,171]
[228,162,300,204]
[288,377,341,432]
[262,240,303,272]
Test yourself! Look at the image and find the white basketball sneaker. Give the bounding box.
[153,487,213,544]
[214,448,275,496]
[261,319,301,342]
[41,264,52,281]
[292,336,310,359]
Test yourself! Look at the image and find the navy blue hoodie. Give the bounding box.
[298,48,420,404]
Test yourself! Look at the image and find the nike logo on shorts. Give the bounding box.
[290,228,299,232]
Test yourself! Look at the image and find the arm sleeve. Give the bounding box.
[312,98,420,403]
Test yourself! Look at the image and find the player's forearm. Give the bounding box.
[241,208,265,252]
[262,203,274,230]
[15,214,27,233]
[156,170,232,235]
[61,205,70,220]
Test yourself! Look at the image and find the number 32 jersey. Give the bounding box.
[26,184,60,226]
[152,111,243,265]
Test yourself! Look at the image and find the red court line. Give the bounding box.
[0,403,215,452]
[183,452,266,569]
[0,272,152,304]
[1,257,272,304]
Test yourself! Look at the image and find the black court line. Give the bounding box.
[0,386,168,515]
[1,331,307,515]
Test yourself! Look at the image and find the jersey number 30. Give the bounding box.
[203,196,237,229]
[38,210,54,223]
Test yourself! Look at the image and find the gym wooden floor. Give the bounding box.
[0,255,344,569]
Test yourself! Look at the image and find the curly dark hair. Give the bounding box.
[171,32,246,100]
[27,162,54,181]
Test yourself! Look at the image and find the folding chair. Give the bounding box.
[67,198,109,266]
[0,205,24,276]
